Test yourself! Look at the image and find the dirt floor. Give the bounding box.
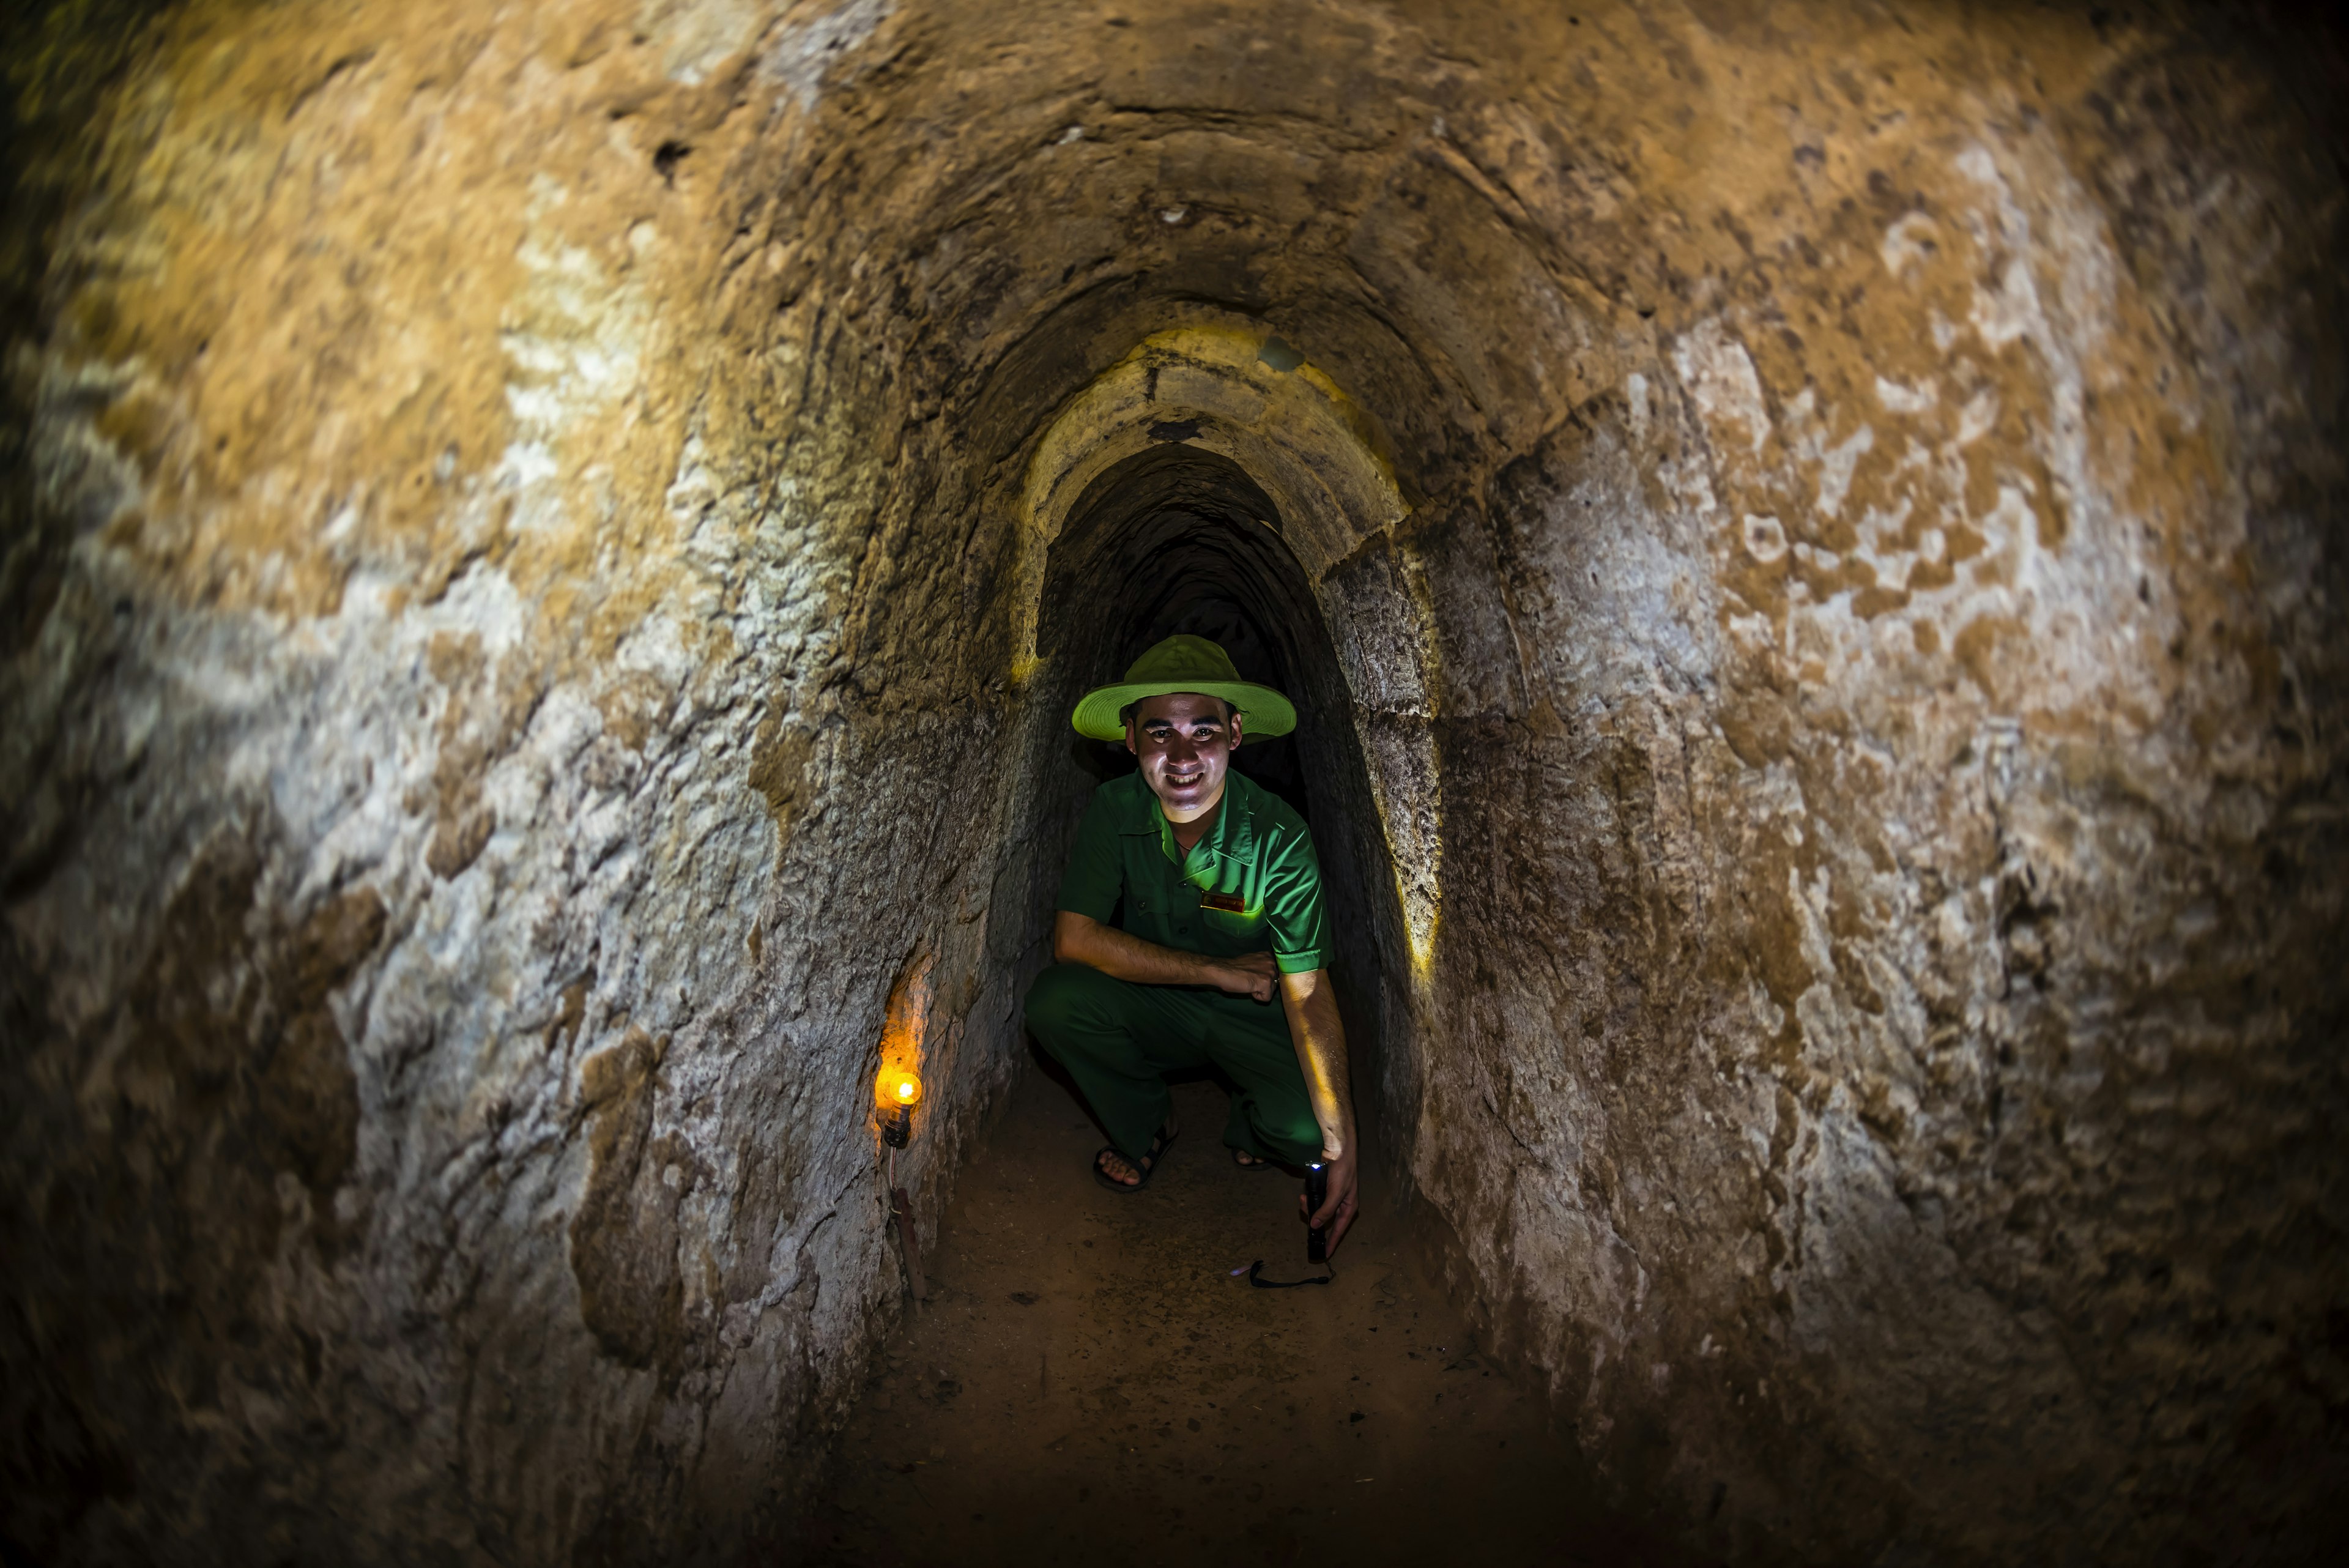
[805,1061,1685,1566]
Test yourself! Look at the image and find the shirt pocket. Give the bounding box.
[1200,901,1266,942]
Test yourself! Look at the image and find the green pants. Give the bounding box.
[1024,964,1322,1167]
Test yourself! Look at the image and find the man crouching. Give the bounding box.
[1023,633,1360,1255]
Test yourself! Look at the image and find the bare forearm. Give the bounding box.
[1055,911,1231,987]
[1278,969,1356,1158]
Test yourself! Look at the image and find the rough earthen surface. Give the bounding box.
[811,1069,1674,1566]
[4,2,2343,1562]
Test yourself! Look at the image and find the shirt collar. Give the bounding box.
[1118,770,1259,868]
[1206,772,1259,866]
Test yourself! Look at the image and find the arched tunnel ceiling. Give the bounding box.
[806,5,1635,497]
[2,2,2345,1564]
[1049,444,1292,663]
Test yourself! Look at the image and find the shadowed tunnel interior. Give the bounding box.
[1032,444,1393,1081]
[1050,445,1319,818]
[3,1,2347,1564]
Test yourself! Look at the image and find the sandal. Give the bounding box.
[1230,1146,1280,1172]
[1094,1121,1177,1192]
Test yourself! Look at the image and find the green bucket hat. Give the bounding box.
[1071,634,1297,741]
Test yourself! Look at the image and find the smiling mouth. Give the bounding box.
[1163,766,1207,789]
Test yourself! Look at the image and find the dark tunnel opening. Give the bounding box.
[1026,441,1403,1163]
[9,1,2346,1559]
[1047,445,1308,812]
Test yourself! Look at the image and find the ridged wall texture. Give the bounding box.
[3,2,2343,1561]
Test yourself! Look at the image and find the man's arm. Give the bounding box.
[1053,911,1277,1002]
[1278,967,1360,1254]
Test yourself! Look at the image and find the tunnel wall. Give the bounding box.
[1371,25,2349,1563]
[2,1,1046,1558]
[4,1,2344,1563]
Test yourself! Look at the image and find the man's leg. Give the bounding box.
[1024,964,1215,1165]
[1199,993,1325,1167]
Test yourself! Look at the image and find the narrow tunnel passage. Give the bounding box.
[804,433,1592,1560]
[1046,446,1321,818]
[822,442,1572,1561]
[4,4,2345,1566]
[1027,443,1397,1091]
[810,1058,1651,1565]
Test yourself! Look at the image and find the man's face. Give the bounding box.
[1124,692,1245,820]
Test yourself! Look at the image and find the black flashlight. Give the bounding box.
[1305,1161,1329,1263]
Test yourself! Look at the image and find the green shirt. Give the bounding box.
[1053,769,1331,975]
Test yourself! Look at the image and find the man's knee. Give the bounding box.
[1023,962,1119,1046]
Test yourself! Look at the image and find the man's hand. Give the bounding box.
[1300,1141,1361,1256]
[1278,967,1359,1256]
[1212,951,1277,1003]
[1056,910,1278,995]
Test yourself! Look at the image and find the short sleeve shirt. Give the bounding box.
[1053,769,1331,975]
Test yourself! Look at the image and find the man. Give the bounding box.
[1024,634,1360,1255]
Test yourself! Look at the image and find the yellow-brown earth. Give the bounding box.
[4,2,2342,1562]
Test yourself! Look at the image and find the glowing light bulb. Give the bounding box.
[875,1065,922,1111]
